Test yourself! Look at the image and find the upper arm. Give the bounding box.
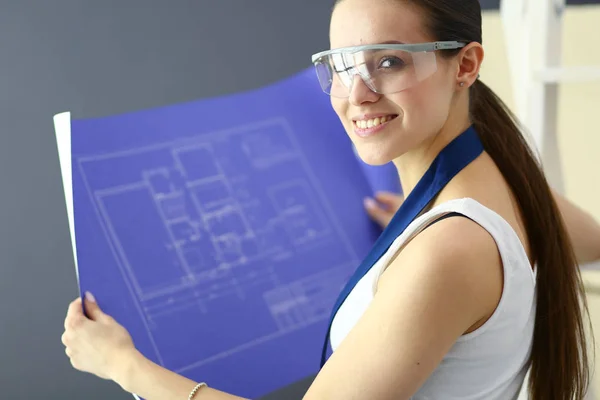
[552,188,600,264]
[303,217,503,400]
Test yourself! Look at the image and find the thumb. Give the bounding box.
[364,197,393,229]
[83,292,106,322]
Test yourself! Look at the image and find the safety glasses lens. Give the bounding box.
[313,49,437,97]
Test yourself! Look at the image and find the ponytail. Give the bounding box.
[470,79,592,400]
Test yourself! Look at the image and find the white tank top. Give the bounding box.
[329,198,537,400]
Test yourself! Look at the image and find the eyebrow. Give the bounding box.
[379,40,406,44]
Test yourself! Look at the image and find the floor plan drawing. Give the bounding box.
[58,67,390,399]
[77,118,362,374]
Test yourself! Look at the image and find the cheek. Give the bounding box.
[330,97,350,126]
[394,79,452,132]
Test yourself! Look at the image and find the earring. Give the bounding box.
[459,82,465,87]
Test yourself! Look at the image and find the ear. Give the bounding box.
[456,42,484,88]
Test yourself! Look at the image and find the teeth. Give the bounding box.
[356,116,394,129]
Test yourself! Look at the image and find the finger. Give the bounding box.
[65,298,85,330]
[364,197,393,228]
[70,357,81,371]
[67,297,83,318]
[374,191,404,208]
[83,291,106,322]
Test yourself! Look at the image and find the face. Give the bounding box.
[329,0,460,165]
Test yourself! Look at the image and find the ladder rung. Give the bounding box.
[535,66,600,83]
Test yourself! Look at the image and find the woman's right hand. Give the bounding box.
[363,191,404,229]
[62,293,138,385]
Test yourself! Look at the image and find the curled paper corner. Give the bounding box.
[52,112,79,284]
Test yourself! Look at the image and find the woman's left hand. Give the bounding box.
[61,292,137,382]
[364,191,404,229]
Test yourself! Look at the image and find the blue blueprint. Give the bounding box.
[70,67,386,399]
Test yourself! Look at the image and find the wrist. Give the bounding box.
[111,347,145,393]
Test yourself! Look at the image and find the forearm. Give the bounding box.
[114,349,249,400]
[552,189,600,265]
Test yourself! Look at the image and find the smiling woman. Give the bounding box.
[312,0,591,399]
[60,1,593,399]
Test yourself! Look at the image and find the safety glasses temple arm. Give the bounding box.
[310,41,466,63]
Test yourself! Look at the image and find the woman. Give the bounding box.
[61,0,597,399]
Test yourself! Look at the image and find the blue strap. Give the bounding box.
[320,125,484,367]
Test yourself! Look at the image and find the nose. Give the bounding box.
[348,75,380,106]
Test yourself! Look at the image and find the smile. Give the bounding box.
[352,114,398,137]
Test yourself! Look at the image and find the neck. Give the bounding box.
[393,109,472,198]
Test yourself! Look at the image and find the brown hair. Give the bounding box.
[333,0,592,398]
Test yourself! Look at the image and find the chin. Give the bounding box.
[353,146,396,166]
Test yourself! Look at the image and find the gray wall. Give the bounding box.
[0,1,330,399]
[1,1,597,399]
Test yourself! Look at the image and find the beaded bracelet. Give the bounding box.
[188,382,208,400]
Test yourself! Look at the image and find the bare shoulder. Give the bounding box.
[378,214,504,333]
[304,212,506,399]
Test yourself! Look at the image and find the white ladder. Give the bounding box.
[500,0,600,194]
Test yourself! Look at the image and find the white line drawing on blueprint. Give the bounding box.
[175,262,355,374]
[76,117,361,372]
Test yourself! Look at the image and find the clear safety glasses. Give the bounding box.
[311,41,466,98]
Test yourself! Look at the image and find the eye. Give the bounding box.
[378,56,406,69]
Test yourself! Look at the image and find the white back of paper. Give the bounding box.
[53,112,79,284]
